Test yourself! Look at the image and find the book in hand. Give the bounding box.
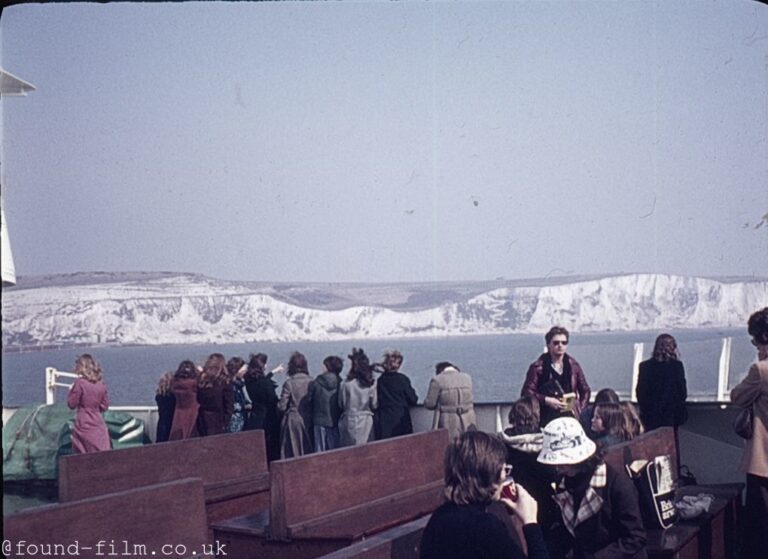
[561,392,577,412]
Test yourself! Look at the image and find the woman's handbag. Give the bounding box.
[733,406,754,439]
[627,454,679,530]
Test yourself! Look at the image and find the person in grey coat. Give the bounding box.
[423,362,476,440]
[309,355,343,452]
[338,348,378,447]
[278,352,314,458]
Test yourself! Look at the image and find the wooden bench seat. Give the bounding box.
[4,478,210,559]
[58,430,270,524]
[316,515,432,559]
[288,480,443,540]
[603,427,742,559]
[645,523,700,559]
[213,429,450,559]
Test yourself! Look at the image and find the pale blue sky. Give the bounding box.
[1,1,766,283]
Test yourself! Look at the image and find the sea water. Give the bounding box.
[0,329,757,407]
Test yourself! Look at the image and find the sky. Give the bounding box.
[0,1,766,284]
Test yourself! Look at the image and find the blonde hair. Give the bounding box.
[75,354,103,383]
[156,371,174,396]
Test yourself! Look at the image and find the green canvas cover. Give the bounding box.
[3,404,148,481]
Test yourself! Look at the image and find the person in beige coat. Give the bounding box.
[424,362,476,439]
[730,306,768,559]
[278,352,314,458]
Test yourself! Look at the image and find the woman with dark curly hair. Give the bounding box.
[169,360,200,441]
[731,307,768,559]
[420,430,548,559]
[338,348,378,446]
[67,354,110,453]
[636,334,688,430]
[243,353,281,461]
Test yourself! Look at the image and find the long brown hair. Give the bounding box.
[444,430,506,505]
[199,353,229,388]
[652,334,679,362]
[594,402,632,441]
[75,354,102,383]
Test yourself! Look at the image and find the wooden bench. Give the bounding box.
[4,478,210,559]
[213,429,450,559]
[603,427,742,559]
[58,430,270,524]
[316,515,431,559]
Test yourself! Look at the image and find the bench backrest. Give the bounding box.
[5,478,208,559]
[602,427,678,478]
[59,430,267,501]
[269,429,450,540]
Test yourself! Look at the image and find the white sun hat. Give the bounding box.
[537,417,597,465]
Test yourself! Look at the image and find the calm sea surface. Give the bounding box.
[1,329,757,407]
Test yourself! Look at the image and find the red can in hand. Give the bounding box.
[501,481,518,502]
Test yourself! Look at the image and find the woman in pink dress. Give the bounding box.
[67,354,110,453]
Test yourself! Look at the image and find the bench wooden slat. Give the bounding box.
[205,471,271,503]
[5,478,209,559]
[59,430,268,502]
[269,430,449,541]
[211,509,272,537]
[288,480,443,540]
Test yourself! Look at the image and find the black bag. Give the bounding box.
[627,455,678,530]
[733,406,754,439]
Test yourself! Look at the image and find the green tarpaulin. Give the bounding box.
[3,404,148,481]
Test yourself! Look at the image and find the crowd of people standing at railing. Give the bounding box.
[152,346,425,460]
[66,306,768,559]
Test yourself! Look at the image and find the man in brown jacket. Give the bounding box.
[730,306,768,559]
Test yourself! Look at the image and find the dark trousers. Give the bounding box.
[742,474,768,559]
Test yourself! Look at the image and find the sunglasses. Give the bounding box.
[551,340,568,346]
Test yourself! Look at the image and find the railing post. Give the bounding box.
[717,337,732,402]
[45,367,78,405]
[45,367,56,405]
[630,343,644,402]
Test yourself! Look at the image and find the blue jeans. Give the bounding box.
[314,425,340,452]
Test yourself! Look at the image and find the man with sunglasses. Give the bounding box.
[521,326,591,428]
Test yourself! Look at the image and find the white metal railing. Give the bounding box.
[42,337,737,411]
[630,342,644,402]
[45,367,77,405]
[717,337,732,402]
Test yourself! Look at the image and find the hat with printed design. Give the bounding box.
[536,416,597,465]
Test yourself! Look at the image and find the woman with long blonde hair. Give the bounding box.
[67,354,110,453]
